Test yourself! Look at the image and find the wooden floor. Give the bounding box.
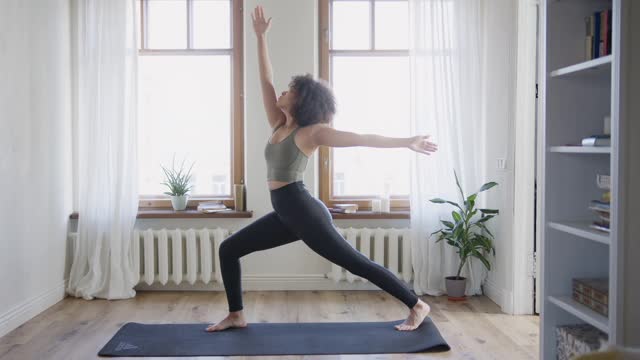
[0,291,539,360]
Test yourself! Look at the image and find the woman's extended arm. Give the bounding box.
[252,6,284,128]
[311,125,438,155]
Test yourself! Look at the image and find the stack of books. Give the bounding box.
[572,278,609,317]
[328,203,358,214]
[589,174,611,233]
[197,201,231,213]
[584,8,612,61]
[581,134,610,147]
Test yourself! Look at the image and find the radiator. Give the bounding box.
[68,226,412,286]
[329,227,413,284]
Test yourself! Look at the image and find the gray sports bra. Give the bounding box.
[264,123,309,182]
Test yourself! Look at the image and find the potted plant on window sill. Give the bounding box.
[430,171,499,301]
[161,157,195,211]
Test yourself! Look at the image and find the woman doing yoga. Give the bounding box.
[206,5,438,333]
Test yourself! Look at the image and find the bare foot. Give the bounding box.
[206,311,248,332]
[395,298,431,331]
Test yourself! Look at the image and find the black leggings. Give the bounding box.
[218,180,419,312]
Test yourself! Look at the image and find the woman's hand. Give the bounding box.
[251,5,272,36]
[407,135,438,155]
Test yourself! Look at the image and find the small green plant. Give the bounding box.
[160,156,195,196]
[430,171,499,279]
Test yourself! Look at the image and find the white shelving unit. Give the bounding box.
[539,0,624,358]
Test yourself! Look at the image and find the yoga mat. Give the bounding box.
[98,318,450,357]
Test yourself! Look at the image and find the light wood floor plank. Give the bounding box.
[0,291,538,360]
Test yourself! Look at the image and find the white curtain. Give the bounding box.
[67,0,139,300]
[408,0,489,296]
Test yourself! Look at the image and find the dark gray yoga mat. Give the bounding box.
[98,318,450,357]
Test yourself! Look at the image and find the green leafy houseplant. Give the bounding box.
[430,171,499,298]
[160,156,195,210]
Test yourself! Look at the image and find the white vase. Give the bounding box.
[170,195,189,211]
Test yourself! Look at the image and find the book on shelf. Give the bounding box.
[581,134,611,147]
[589,184,611,232]
[584,8,612,61]
[572,290,609,316]
[572,278,609,317]
[590,221,610,233]
[589,199,610,212]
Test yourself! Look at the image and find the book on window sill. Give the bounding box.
[334,203,358,211]
[328,207,357,214]
[199,208,233,214]
[197,200,228,213]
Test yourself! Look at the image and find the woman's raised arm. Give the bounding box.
[310,125,438,156]
[252,5,285,128]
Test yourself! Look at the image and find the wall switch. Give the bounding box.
[497,158,507,170]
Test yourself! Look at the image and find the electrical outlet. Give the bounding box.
[497,158,507,170]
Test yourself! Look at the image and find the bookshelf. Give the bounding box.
[549,54,611,77]
[539,0,636,358]
[549,146,611,154]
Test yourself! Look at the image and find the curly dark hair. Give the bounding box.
[288,74,336,126]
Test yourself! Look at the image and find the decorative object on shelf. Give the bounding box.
[429,171,499,300]
[380,195,391,213]
[160,156,195,211]
[233,184,246,211]
[581,134,611,147]
[603,115,611,135]
[556,324,608,360]
[380,182,392,213]
[597,174,611,190]
[572,278,609,317]
[371,198,382,212]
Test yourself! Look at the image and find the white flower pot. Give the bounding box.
[170,195,189,211]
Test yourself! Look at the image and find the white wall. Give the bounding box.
[481,0,519,312]
[0,0,72,337]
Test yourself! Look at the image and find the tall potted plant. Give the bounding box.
[160,156,195,211]
[430,171,499,300]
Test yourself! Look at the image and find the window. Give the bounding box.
[136,0,244,209]
[319,0,410,210]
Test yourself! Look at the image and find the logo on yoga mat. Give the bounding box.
[115,342,139,352]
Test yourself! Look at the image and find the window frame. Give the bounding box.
[137,0,244,210]
[319,0,410,211]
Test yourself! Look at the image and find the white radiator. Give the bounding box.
[329,227,413,284]
[68,226,412,286]
[132,228,230,286]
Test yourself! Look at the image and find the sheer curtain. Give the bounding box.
[408,0,488,296]
[67,0,139,300]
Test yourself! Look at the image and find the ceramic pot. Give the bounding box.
[445,276,467,300]
[170,195,189,211]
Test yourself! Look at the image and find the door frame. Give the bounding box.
[510,0,539,315]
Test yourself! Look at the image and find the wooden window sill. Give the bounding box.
[330,210,410,219]
[69,209,254,219]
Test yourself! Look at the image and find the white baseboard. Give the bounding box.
[0,280,67,338]
[484,279,514,314]
[134,273,412,292]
